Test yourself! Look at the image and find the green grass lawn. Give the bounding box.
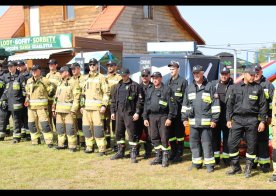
[0,137,275,189]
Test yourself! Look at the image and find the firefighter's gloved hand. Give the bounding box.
[1,100,8,110]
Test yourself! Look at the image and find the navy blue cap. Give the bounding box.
[7,61,17,67]
[31,64,41,70]
[192,65,203,73]
[48,59,58,64]
[59,66,70,73]
[106,60,117,66]
[89,58,98,65]
[254,64,262,71]
[141,69,151,75]
[168,61,179,68]
[70,62,80,69]
[151,71,162,78]
[244,66,256,75]
[17,60,25,66]
[220,66,230,74]
[119,67,130,75]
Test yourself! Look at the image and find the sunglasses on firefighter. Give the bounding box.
[141,74,149,77]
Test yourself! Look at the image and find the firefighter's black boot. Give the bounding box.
[162,150,169,167]
[226,160,242,175]
[110,144,125,160]
[150,149,162,165]
[244,160,253,178]
[260,163,270,173]
[172,141,184,163]
[106,136,111,149]
[215,157,220,165]
[144,140,152,159]
[130,146,138,163]
[135,143,141,156]
[222,158,230,167]
[168,140,177,161]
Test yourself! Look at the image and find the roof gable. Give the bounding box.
[0,6,24,39]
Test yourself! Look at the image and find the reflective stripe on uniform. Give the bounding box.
[192,157,203,164]
[13,103,23,110]
[175,92,183,97]
[189,118,195,125]
[201,118,211,126]
[269,102,272,109]
[264,89,269,99]
[214,151,220,158]
[246,153,256,159]
[258,158,271,164]
[177,137,184,141]
[204,157,215,164]
[159,100,167,107]
[129,141,138,146]
[154,145,163,150]
[202,93,211,103]
[13,132,21,138]
[161,145,171,151]
[222,152,229,158]
[77,130,84,136]
[85,99,102,107]
[117,140,125,144]
[181,106,190,113]
[56,102,73,110]
[169,137,177,142]
[48,97,54,101]
[211,106,221,113]
[229,151,239,157]
[13,82,20,90]
[29,99,48,106]
[249,95,258,100]
[139,140,146,144]
[188,93,196,100]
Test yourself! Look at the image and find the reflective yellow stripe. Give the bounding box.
[117,140,125,144]
[13,103,23,110]
[201,118,211,126]
[249,95,258,100]
[159,100,167,106]
[229,151,239,157]
[269,102,272,109]
[246,153,256,159]
[258,158,271,164]
[192,157,203,164]
[189,118,195,125]
[77,130,84,136]
[273,162,276,168]
[85,99,102,107]
[188,93,196,100]
[202,92,211,103]
[48,97,54,101]
[56,102,73,110]
[161,146,171,151]
[13,82,20,90]
[177,137,184,141]
[214,151,220,158]
[264,89,269,99]
[211,106,221,113]
[154,145,163,150]
[175,92,183,97]
[139,140,146,144]
[222,153,229,158]
[169,137,177,142]
[29,99,48,106]
[204,157,215,164]
[129,141,138,146]
[0,81,4,88]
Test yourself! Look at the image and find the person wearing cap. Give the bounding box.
[80,58,110,156]
[17,60,32,141]
[143,71,177,167]
[104,60,122,150]
[25,64,55,148]
[226,65,267,178]
[52,66,80,152]
[210,66,234,166]
[181,65,220,173]
[0,61,26,143]
[0,61,8,141]
[110,67,144,163]
[136,68,153,159]
[270,89,276,182]
[166,61,188,163]
[252,63,274,173]
[46,59,61,134]
[70,62,86,148]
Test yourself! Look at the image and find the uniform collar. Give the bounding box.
[89,71,98,77]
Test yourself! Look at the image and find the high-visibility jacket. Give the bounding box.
[53,77,80,113]
[81,71,110,110]
[25,76,55,109]
[46,71,61,101]
[106,73,122,104]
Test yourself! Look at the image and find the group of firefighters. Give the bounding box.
[0,58,275,181]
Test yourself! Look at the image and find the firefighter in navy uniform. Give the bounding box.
[110,68,144,163]
[270,89,276,182]
[136,68,154,159]
[0,61,26,143]
[253,64,274,172]
[143,72,177,167]
[181,65,220,173]
[0,62,8,141]
[226,66,267,178]
[211,66,233,166]
[166,61,188,163]
[17,60,32,141]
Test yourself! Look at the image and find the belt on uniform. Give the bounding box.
[234,113,258,117]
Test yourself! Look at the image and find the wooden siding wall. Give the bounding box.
[24,6,101,38]
[111,6,195,54]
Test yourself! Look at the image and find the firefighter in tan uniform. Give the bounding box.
[52,66,80,152]
[70,62,86,148]
[270,90,276,182]
[80,58,110,156]
[105,60,122,149]
[46,59,61,131]
[25,64,55,147]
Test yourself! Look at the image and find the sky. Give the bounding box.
[1,6,276,62]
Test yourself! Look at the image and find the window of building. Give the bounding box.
[63,6,75,20]
[143,6,153,19]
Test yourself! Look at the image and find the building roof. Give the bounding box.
[0,6,24,39]
[88,6,125,33]
[88,6,205,45]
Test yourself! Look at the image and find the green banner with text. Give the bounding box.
[0,33,73,52]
